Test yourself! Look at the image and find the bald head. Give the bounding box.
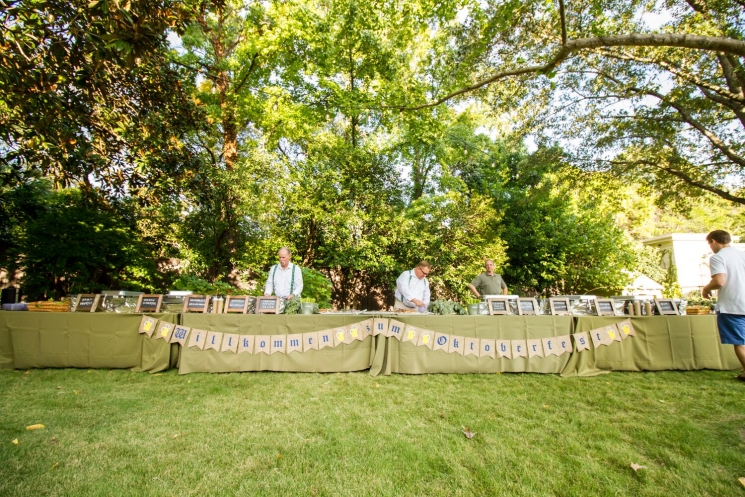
[278,247,292,268]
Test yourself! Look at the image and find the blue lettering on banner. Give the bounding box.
[196,334,200,342]
[227,337,233,347]
[561,340,567,348]
[391,325,401,335]
[500,343,507,352]
[322,335,329,343]
[377,323,384,331]
[242,338,249,347]
[453,339,460,348]
[260,341,266,348]
[596,333,602,342]
[308,337,314,344]
[517,345,522,353]
[579,338,586,346]
[176,329,186,339]
[290,339,299,347]
[273,340,283,347]
[485,344,491,352]
[546,340,553,350]
[470,342,474,350]
[211,336,216,345]
[532,344,537,352]
[437,336,447,346]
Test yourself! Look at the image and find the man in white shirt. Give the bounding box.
[264,247,303,300]
[703,230,745,380]
[394,261,431,312]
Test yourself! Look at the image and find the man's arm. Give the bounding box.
[264,267,274,296]
[502,286,509,295]
[468,284,480,298]
[703,273,726,299]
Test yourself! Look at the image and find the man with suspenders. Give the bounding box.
[394,261,432,312]
[264,247,304,300]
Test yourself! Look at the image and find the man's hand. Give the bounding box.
[264,293,271,297]
[703,273,726,299]
[288,294,295,300]
[411,298,425,307]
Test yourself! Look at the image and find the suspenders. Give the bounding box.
[271,264,296,296]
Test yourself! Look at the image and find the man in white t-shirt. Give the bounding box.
[264,247,303,300]
[703,230,745,380]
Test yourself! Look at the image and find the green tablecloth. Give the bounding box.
[561,315,741,377]
[0,312,177,372]
[178,314,376,374]
[370,315,575,376]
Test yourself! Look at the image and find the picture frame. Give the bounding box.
[72,294,101,313]
[135,294,163,313]
[548,297,571,316]
[654,298,679,315]
[255,296,281,314]
[182,295,209,313]
[517,298,539,316]
[486,297,511,315]
[225,295,250,314]
[596,299,616,316]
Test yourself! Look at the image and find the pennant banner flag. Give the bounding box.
[287,334,303,354]
[418,330,434,349]
[348,323,362,342]
[573,332,590,352]
[527,339,544,358]
[255,335,271,355]
[388,319,405,341]
[464,337,479,357]
[139,316,157,337]
[556,335,573,355]
[333,327,346,347]
[205,331,223,351]
[318,330,333,349]
[497,340,511,359]
[617,319,636,338]
[373,318,389,337]
[433,333,449,351]
[270,335,286,355]
[449,335,465,356]
[170,325,190,346]
[541,337,559,356]
[303,331,319,351]
[402,324,420,345]
[512,340,528,358]
[605,324,622,343]
[480,339,496,359]
[238,335,254,354]
[221,333,239,353]
[156,321,175,342]
[187,328,207,350]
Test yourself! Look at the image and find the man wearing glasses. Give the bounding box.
[394,261,432,312]
[703,230,745,381]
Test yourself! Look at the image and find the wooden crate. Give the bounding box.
[685,306,712,315]
[27,301,70,312]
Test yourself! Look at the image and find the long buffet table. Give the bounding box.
[0,312,739,377]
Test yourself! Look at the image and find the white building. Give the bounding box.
[642,233,745,295]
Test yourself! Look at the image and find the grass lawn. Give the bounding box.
[1,369,745,496]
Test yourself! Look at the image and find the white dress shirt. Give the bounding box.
[264,263,303,298]
[395,269,430,307]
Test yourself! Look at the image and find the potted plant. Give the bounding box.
[465,298,482,315]
[300,297,316,315]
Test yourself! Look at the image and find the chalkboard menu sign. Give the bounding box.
[486,298,510,315]
[654,298,679,315]
[517,298,539,315]
[225,296,249,314]
[548,298,570,315]
[73,294,101,313]
[595,299,615,316]
[255,296,280,314]
[135,294,163,313]
[183,295,209,313]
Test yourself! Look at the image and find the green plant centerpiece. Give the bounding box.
[683,290,716,313]
[428,300,467,315]
[464,298,482,315]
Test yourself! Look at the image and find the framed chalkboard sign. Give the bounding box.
[549,298,571,316]
[517,298,539,316]
[72,294,101,313]
[255,296,280,314]
[135,294,163,313]
[225,296,250,314]
[486,298,511,315]
[654,298,679,315]
[182,295,209,313]
[596,299,616,316]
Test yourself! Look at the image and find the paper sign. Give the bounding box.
[139,316,157,337]
[512,340,528,358]
[388,319,405,341]
[255,335,271,355]
[556,335,573,355]
[373,318,389,337]
[417,330,434,349]
[303,331,319,351]
[205,331,223,351]
[155,322,175,341]
[464,337,479,357]
[449,335,464,355]
[270,335,286,354]
[573,332,591,352]
[287,334,303,354]
[187,328,207,349]
[480,339,496,359]
[497,340,512,359]
[221,333,239,353]
[433,333,449,351]
[238,335,254,354]
[318,330,333,349]
[527,339,544,358]
[402,325,420,344]
[170,325,190,345]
